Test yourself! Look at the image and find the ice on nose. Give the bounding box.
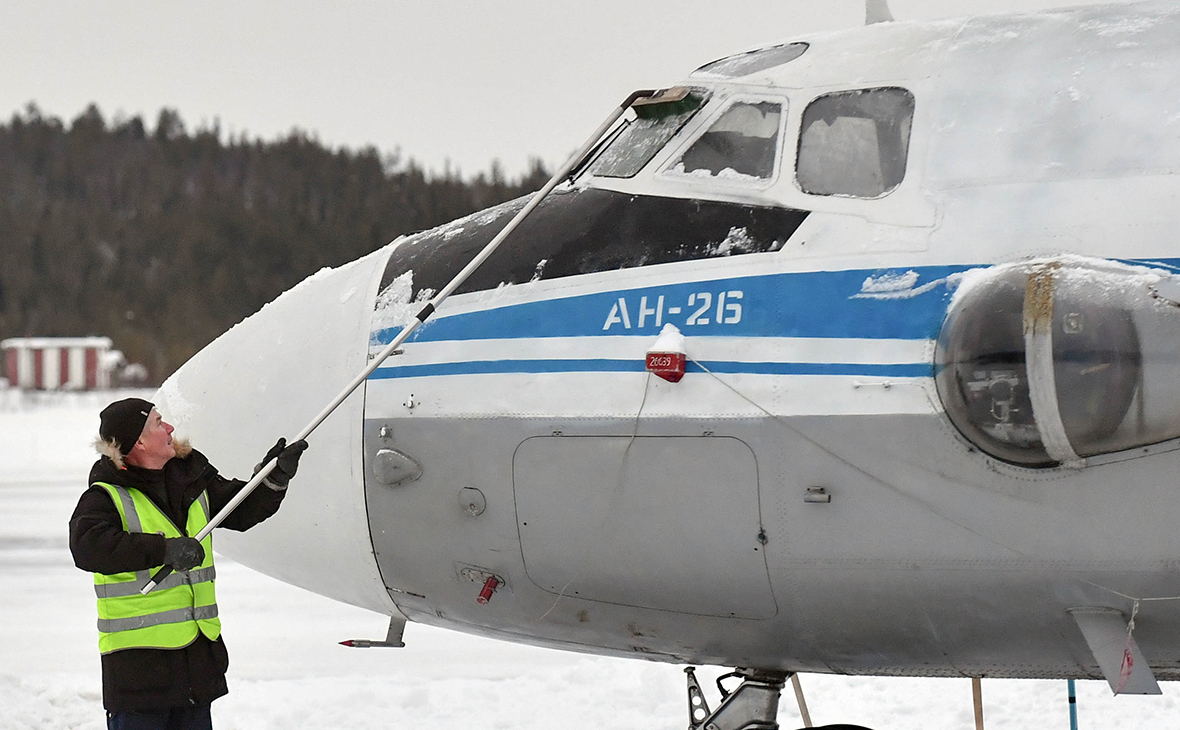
[155,243,400,614]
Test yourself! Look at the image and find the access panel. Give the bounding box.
[514,435,777,619]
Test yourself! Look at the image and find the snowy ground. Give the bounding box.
[2,390,1178,730]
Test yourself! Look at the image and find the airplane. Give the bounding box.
[153,1,1180,727]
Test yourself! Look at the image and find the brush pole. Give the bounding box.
[142,88,659,595]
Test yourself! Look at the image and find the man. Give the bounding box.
[69,397,308,730]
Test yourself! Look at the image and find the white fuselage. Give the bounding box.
[158,2,1180,683]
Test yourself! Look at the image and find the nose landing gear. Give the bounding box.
[683,667,875,730]
[685,667,788,730]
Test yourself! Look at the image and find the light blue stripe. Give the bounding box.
[369,359,930,380]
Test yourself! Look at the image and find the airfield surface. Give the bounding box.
[1,391,1176,729]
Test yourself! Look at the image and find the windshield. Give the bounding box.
[665,100,783,182]
[588,90,709,179]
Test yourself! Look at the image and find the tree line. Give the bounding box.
[0,104,549,382]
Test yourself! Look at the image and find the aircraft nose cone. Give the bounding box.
[155,245,399,614]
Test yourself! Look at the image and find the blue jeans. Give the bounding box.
[106,705,212,730]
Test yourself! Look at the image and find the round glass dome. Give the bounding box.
[936,258,1180,467]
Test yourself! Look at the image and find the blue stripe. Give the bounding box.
[372,259,1180,347]
[1112,257,1180,274]
[372,265,968,346]
[369,359,931,380]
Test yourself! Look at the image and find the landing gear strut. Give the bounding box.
[685,667,789,730]
[684,668,876,730]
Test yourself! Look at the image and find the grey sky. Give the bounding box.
[0,0,1128,177]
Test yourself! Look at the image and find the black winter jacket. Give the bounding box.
[69,445,286,712]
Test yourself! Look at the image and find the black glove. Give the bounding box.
[257,438,308,488]
[163,536,205,571]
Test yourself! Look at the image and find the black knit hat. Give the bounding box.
[99,398,155,456]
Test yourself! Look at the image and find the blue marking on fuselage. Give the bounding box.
[371,265,969,346]
[366,259,1180,382]
[1112,257,1180,274]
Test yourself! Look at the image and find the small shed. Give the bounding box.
[1,337,116,390]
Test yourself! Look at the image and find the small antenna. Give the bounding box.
[866,0,894,24]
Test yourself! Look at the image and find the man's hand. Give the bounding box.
[163,536,205,571]
[257,438,309,489]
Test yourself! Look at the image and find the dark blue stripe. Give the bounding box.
[702,361,930,377]
[369,359,931,380]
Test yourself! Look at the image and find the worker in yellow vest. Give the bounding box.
[69,397,307,730]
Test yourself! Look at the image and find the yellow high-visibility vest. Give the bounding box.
[92,481,221,654]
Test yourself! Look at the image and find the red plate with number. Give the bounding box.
[645,351,686,382]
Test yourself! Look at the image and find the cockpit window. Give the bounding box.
[588,91,709,179]
[693,43,809,78]
[664,100,783,182]
[796,87,915,198]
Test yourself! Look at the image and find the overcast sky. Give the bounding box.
[1,0,1131,178]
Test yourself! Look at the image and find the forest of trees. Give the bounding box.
[0,103,549,383]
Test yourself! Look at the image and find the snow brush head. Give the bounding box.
[632,86,705,120]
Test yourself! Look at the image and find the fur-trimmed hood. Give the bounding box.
[93,435,192,470]
[87,438,213,520]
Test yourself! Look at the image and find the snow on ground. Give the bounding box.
[2,391,1179,729]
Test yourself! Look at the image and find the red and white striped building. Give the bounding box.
[1,337,116,391]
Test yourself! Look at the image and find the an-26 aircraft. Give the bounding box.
[156,2,1180,727]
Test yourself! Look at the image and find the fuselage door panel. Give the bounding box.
[513,435,776,619]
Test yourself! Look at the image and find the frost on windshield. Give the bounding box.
[797,87,915,198]
[371,270,433,338]
[693,43,809,78]
[665,101,782,181]
[374,188,808,301]
[588,92,708,179]
[706,227,774,256]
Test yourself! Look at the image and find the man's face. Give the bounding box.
[130,409,176,466]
